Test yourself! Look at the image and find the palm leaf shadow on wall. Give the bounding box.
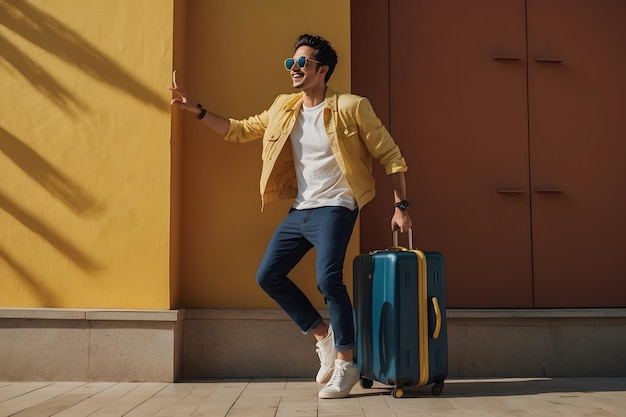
[0,128,104,304]
[0,127,102,216]
[0,190,101,273]
[0,246,61,306]
[0,0,169,116]
[0,127,103,274]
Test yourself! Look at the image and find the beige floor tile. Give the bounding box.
[0,382,83,416]
[1,377,625,417]
[391,411,434,417]
[53,383,141,417]
[0,382,51,403]
[191,383,249,417]
[87,383,167,417]
[276,401,318,417]
[9,393,93,417]
[318,396,366,416]
[124,383,199,417]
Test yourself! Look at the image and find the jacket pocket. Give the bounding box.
[262,126,284,161]
[337,124,359,139]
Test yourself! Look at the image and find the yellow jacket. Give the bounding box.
[224,88,407,210]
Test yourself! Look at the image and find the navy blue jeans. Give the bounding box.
[256,206,358,352]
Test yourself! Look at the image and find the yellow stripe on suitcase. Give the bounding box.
[413,249,430,387]
[393,229,430,387]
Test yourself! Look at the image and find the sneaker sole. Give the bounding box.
[318,390,352,399]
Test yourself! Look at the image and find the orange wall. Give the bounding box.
[177,0,354,308]
[169,0,188,308]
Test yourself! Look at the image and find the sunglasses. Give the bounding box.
[284,55,323,71]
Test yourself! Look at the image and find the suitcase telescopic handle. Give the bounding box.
[432,297,442,339]
[392,228,413,250]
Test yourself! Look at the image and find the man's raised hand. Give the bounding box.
[168,70,198,114]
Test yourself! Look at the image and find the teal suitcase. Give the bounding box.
[353,230,447,398]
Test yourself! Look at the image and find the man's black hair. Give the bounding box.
[294,34,338,83]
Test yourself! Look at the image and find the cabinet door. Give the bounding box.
[385,0,533,307]
[527,0,626,307]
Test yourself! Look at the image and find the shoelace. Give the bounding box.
[326,365,346,387]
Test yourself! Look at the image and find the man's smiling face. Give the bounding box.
[289,45,326,90]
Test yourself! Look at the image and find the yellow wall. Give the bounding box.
[1,0,353,310]
[178,0,355,308]
[0,0,174,308]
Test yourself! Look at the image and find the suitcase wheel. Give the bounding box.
[391,387,404,398]
[360,378,373,389]
[431,381,444,396]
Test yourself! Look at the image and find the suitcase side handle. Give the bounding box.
[432,296,442,339]
[392,228,413,250]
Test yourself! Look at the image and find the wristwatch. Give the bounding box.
[394,200,410,210]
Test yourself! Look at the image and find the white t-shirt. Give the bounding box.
[290,101,356,210]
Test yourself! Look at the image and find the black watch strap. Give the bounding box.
[394,200,410,210]
[196,104,207,120]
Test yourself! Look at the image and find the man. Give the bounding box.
[169,34,411,399]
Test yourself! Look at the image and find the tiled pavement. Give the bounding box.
[1,377,625,417]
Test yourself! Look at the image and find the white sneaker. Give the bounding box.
[315,326,337,384]
[318,359,360,399]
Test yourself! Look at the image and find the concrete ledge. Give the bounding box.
[184,308,304,321]
[447,308,626,319]
[447,309,626,377]
[2,308,625,381]
[0,308,184,382]
[183,308,626,379]
[0,307,183,321]
[182,309,329,379]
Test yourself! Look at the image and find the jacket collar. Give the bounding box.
[324,87,339,112]
[280,87,339,112]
